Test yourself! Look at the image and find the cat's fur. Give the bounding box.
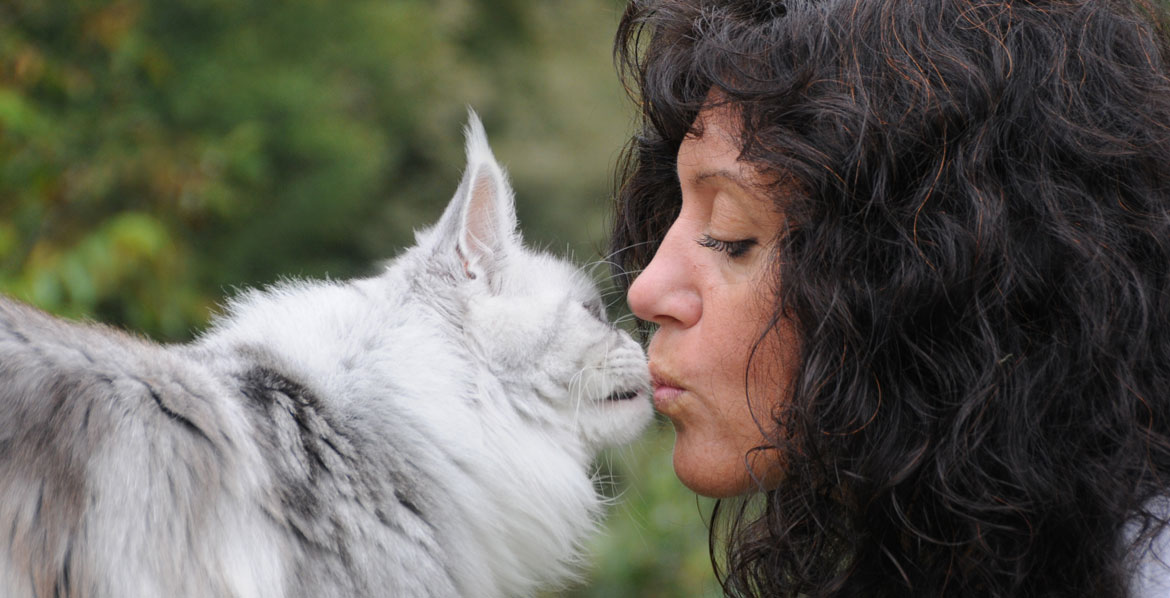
[0,114,654,598]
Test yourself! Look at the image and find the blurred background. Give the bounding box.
[0,0,719,595]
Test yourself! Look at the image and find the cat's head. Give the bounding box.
[406,113,653,454]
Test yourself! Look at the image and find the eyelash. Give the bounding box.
[697,234,757,258]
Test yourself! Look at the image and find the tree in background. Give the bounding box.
[0,1,717,595]
[1,0,626,339]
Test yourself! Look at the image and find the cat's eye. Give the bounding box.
[697,233,757,258]
[583,298,606,321]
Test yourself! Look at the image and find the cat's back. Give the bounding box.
[0,296,283,598]
[0,295,244,463]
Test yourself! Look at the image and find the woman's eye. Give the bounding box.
[697,233,757,258]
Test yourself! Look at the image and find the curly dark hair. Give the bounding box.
[611,0,1170,596]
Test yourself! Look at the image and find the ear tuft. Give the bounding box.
[462,110,495,169]
[429,110,519,287]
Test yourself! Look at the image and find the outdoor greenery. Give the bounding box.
[0,0,718,595]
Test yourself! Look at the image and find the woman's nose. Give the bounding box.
[627,223,702,328]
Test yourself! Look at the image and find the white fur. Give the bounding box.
[194,111,654,595]
[0,112,652,598]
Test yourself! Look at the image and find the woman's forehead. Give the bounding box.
[679,103,791,203]
[678,105,746,177]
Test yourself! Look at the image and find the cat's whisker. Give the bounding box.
[0,112,657,598]
[604,293,631,314]
[578,240,657,282]
[612,313,644,328]
[590,239,660,267]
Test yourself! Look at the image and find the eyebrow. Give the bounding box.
[691,168,759,193]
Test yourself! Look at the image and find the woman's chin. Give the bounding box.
[671,435,755,498]
[671,430,785,498]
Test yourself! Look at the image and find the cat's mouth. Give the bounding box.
[604,389,642,402]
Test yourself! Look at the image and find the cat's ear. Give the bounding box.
[432,110,519,285]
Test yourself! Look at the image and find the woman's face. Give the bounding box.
[627,105,798,498]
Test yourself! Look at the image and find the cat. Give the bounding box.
[0,113,654,598]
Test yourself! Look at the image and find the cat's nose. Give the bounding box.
[627,224,701,329]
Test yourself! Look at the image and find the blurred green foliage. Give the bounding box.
[0,0,633,339]
[566,424,723,598]
[0,0,715,595]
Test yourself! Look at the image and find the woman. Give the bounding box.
[612,0,1170,596]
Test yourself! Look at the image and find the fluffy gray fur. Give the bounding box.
[0,114,653,598]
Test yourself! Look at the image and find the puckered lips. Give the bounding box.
[649,365,686,413]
